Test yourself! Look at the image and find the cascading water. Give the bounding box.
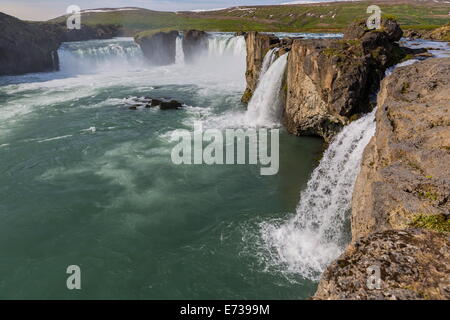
[244,53,288,127]
[260,48,279,80]
[207,34,246,58]
[260,109,376,280]
[260,59,422,281]
[58,38,144,74]
[175,36,185,64]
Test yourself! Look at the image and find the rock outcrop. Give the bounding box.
[314,229,450,300]
[241,32,280,103]
[0,12,120,76]
[134,30,179,66]
[39,22,120,43]
[182,30,209,63]
[314,58,450,300]
[283,19,405,142]
[125,97,183,110]
[352,58,450,240]
[404,24,450,42]
[0,12,60,75]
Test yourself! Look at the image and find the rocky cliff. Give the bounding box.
[182,30,209,64]
[0,12,60,75]
[404,24,450,42]
[283,19,405,142]
[0,12,120,76]
[135,30,179,66]
[314,58,450,300]
[241,32,280,103]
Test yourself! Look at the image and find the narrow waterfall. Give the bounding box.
[175,36,185,64]
[259,48,279,80]
[58,38,144,74]
[260,59,420,281]
[261,109,376,280]
[245,53,288,127]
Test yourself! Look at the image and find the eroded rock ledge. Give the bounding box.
[314,58,450,300]
[242,19,412,142]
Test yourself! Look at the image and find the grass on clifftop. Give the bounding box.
[47,1,450,34]
[409,214,450,233]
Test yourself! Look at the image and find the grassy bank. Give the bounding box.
[48,0,450,34]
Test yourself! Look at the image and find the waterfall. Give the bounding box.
[245,53,288,127]
[260,59,420,281]
[260,109,376,280]
[260,48,279,80]
[207,35,246,58]
[175,36,185,64]
[58,38,144,74]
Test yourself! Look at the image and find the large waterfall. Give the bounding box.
[58,38,144,74]
[57,34,246,76]
[245,53,288,127]
[207,34,246,58]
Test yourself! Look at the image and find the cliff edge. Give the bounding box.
[314,58,450,300]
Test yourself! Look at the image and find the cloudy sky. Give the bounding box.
[0,0,359,21]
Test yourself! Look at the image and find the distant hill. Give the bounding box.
[48,0,450,34]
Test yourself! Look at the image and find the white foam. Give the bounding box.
[260,109,376,280]
[245,53,289,127]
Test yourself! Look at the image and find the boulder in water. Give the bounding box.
[126,97,183,110]
[160,100,183,110]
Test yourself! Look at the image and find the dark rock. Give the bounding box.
[344,18,403,42]
[128,105,139,110]
[182,30,209,64]
[150,99,162,107]
[0,12,60,75]
[0,12,120,76]
[135,30,179,66]
[160,100,182,110]
[283,19,407,142]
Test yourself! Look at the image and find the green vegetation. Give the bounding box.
[135,28,178,40]
[418,191,438,201]
[409,214,450,233]
[47,1,450,34]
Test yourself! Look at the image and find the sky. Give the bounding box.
[0,0,360,21]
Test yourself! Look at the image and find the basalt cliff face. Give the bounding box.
[314,58,450,300]
[135,30,179,66]
[284,19,405,142]
[241,32,280,103]
[0,12,120,76]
